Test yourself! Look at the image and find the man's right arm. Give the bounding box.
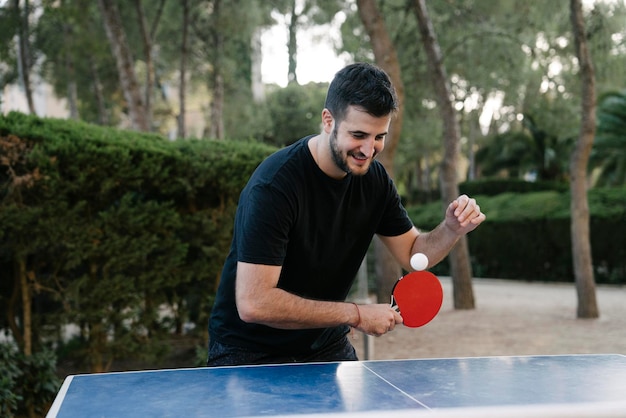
[235,261,401,336]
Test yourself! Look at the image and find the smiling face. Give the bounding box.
[323,105,391,178]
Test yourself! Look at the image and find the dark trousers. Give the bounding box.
[207,334,358,367]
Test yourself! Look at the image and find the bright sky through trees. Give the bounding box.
[260,10,348,87]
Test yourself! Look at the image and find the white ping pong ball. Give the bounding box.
[410,252,429,271]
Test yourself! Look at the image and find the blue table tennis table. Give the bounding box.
[47,354,626,417]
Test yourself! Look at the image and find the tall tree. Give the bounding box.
[287,0,299,85]
[174,0,268,140]
[188,0,235,140]
[90,58,110,125]
[133,0,163,131]
[569,0,598,319]
[412,0,475,309]
[355,0,405,303]
[270,0,343,85]
[36,0,119,126]
[97,0,149,131]
[208,0,225,139]
[62,20,79,119]
[178,0,190,139]
[0,5,20,100]
[13,0,36,114]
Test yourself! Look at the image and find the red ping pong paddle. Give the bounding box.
[390,270,443,328]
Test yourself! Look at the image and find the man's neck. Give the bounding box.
[308,134,346,180]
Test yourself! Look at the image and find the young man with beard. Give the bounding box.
[207,62,486,366]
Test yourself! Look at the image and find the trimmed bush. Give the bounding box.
[407,188,626,283]
[0,343,60,418]
[0,112,275,372]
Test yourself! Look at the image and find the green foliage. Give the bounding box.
[474,131,532,178]
[0,344,21,418]
[0,343,61,418]
[262,82,328,146]
[480,191,571,221]
[407,191,571,230]
[223,89,272,141]
[4,0,626,183]
[0,112,275,372]
[591,89,626,186]
[35,0,123,126]
[407,187,626,283]
[459,179,568,197]
[340,1,626,195]
[0,5,19,92]
[475,114,574,182]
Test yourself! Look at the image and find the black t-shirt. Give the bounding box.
[209,136,413,354]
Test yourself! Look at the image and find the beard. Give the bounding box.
[329,126,351,174]
[329,125,374,176]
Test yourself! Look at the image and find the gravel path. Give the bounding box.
[351,277,626,360]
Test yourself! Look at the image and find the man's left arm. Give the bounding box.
[380,195,486,271]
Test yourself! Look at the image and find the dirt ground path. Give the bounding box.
[350,278,626,360]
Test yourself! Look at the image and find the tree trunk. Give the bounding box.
[209,72,225,139]
[569,0,599,319]
[412,0,475,309]
[134,0,154,130]
[251,30,265,102]
[90,59,109,125]
[178,0,189,138]
[287,0,299,85]
[7,260,24,351]
[208,0,225,139]
[63,23,79,119]
[467,117,478,180]
[14,0,36,115]
[18,257,32,356]
[356,0,405,303]
[97,0,149,131]
[356,0,404,172]
[89,322,108,373]
[87,260,110,373]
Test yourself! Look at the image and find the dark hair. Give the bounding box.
[324,62,398,122]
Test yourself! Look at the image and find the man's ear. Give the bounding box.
[321,108,334,133]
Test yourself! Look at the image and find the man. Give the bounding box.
[207,62,485,366]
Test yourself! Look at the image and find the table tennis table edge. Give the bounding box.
[259,400,626,418]
[48,375,79,418]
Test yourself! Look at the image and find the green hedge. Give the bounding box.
[407,188,626,283]
[459,178,569,196]
[0,112,275,373]
[404,179,569,205]
[0,343,60,418]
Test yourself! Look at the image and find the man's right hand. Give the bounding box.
[353,303,403,337]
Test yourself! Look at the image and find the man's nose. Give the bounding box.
[360,138,376,157]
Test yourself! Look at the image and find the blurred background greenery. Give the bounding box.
[1,1,625,416]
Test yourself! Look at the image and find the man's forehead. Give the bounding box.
[339,106,391,132]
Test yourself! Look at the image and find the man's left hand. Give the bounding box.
[445,194,486,235]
